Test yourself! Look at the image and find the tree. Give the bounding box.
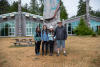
[60,1,68,20]
[97,29,100,35]
[22,3,29,12]
[77,0,86,16]
[90,10,100,17]
[39,0,44,16]
[74,18,93,35]
[9,1,18,12]
[0,0,10,14]
[29,0,39,14]
[9,1,30,13]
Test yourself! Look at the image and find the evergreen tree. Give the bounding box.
[90,10,100,17]
[39,0,44,16]
[74,18,93,35]
[22,3,29,12]
[29,0,39,14]
[39,4,44,16]
[9,1,29,13]
[0,0,10,14]
[77,0,86,16]
[60,1,68,20]
[9,1,18,12]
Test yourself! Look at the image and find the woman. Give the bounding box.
[34,26,41,55]
[41,25,49,56]
[48,26,55,56]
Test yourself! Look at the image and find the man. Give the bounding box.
[54,21,67,56]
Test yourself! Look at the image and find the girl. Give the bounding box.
[41,25,49,56]
[48,26,55,56]
[34,26,41,55]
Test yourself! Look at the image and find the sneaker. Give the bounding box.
[63,53,67,56]
[56,53,60,56]
[49,53,52,56]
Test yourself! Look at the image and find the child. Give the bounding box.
[48,26,55,56]
[34,26,41,55]
[41,25,49,56]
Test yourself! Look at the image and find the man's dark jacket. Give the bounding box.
[54,26,67,40]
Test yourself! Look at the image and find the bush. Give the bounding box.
[74,18,93,35]
[97,29,100,35]
[92,32,97,37]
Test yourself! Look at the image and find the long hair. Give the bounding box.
[42,25,48,34]
[36,26,41,33]
[49,29,54,35]
[35,26,41,37]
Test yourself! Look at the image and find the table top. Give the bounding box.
[12,38,33,40]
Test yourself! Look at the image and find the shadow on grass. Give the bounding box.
[9,44,35,48]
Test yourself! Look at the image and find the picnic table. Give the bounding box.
[12,38,35,46]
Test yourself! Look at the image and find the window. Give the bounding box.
[0,20,15,36]
[26,21,43,36]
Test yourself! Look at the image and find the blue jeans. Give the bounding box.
[56,40,65,48]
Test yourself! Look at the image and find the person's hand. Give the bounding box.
[35,41,37,43]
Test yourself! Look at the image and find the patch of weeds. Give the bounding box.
[91,55,100,67]
[0,60,7,65]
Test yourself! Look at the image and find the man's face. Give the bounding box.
[58,22,62,27]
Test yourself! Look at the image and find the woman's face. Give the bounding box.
[43,26,47,30]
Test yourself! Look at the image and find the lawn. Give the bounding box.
[0,36,100,67]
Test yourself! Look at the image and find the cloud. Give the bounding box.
[62,0,79,18]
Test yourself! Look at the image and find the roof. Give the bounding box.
[0,12,43,20]
[64,15,100,24]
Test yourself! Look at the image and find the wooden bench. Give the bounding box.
[11,38,35,46]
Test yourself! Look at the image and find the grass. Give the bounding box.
[92,55,100,67]
[0,52,7,67]
[0,36,100,67]
[0,60,7,64]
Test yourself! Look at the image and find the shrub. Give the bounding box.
[92,32,97,37]
[97,29,100,35]
[74,18,93,35]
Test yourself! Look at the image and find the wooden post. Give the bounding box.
[86,0,90,26]
[18,0,22,36]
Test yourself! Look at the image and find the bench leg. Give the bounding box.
[19,43,20,46]
[14,43,17,46]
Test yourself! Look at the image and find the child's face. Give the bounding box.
[50,28,53,31]
[43,26,47,30]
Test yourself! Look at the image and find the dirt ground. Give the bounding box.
[0,36,100,67]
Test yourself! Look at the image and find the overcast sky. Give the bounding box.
[8,0,100,18]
